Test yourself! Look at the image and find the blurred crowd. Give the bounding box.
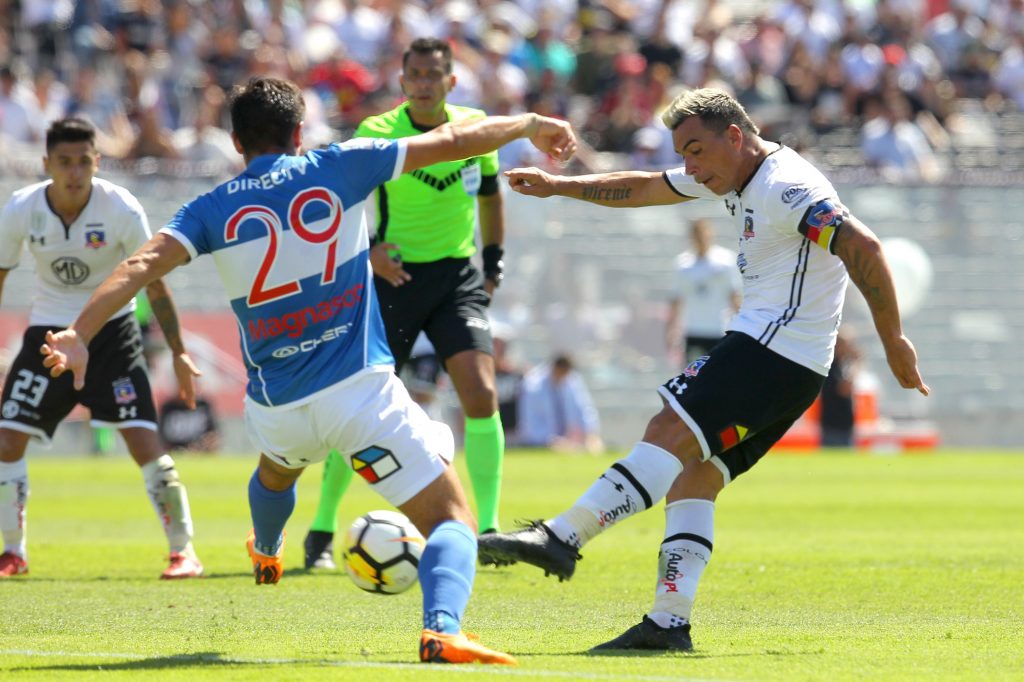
[2,0,1024,180]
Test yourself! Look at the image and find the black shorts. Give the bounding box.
[0,314,157,443]
[657,332,825,483]
[374,257,492,371]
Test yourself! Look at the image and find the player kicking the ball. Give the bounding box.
[477,88,929,652]
[42,77,576,664]
[0,118,203,580]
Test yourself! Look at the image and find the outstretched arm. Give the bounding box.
[403,114,576,173]
[42,233,191,389]
[145,277,202,408]
[833,216,929,395]
[503,168,694,207]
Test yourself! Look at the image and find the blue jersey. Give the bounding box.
[161,138,408,407]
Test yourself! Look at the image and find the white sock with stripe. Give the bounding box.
[649,499,715,628]
[0,458,29,559]
[547,442,682,548]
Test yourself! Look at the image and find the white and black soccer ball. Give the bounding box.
[342,510,424,595]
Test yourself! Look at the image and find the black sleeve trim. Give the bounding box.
[662,171,698,199]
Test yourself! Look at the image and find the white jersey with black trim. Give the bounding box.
[161,138,408,408]
[0,177,150,327]
[664,145,849,375]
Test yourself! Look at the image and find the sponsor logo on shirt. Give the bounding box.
[246,284,364,341]
[51,256,90,285]
[781,185,810,205]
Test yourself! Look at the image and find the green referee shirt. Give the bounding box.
[355,102,500,263]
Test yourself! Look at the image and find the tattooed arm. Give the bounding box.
[145,277,202,408]
[833,215,929,395]
[504,168,693,207]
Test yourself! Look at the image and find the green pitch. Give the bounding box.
[2,450,1022,681]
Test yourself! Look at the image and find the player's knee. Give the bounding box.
[642,407,701,464]
[667,463,724,501]
[0,429,30,463]
[459,384,498,417]
[257,454,303,491]
[402,468,476,536]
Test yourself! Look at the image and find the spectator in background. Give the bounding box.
[125,104,181,161]
[993,33,1024,110]
[819,328,862,448]
[517,353,603,454]
[629,123,677,170]
[64,66,134,158]
[860,90,942,182]
[172,85,241,170]
[665,219,742,368]
[0,64,41,147]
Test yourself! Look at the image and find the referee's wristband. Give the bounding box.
[482,244,504,286]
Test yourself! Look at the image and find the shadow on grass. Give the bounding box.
[584,648,824,660]
[11,652,411,672]
[11,567,349,583]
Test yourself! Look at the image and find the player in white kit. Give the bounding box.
[0,118,203,579]
[41,77,576,664]
[478,88,930,652]
[665,218,742,366]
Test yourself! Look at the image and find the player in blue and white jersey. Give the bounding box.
[0,118,203,580]
[41,77,576,665]
[478,88,929,652]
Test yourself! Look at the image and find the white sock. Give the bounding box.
[649,499,715,628]
[0,458,29,559]
[547,442,683,548]
[140,455,195,555]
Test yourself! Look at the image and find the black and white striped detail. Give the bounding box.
[757,238,811,347]
[610,462,654,510]
[662,532,713,554]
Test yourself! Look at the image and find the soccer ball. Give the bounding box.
[342,510,424,595]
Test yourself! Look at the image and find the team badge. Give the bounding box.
[742,215,755,240]
[85,229,106,249]
[351,446,401,484]
[683,356,709,378]
[718,423,749,449]
[112,377,137,405]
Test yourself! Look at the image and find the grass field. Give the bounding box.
[1,449,1022,681]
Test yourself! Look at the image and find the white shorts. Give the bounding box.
[244,369,455,506]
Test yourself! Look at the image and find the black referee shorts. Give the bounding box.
[374,257,492,372]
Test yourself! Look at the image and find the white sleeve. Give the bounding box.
[663,167,719,199]
[119,193,153,254]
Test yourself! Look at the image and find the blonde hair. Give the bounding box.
[660,88,759,135]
